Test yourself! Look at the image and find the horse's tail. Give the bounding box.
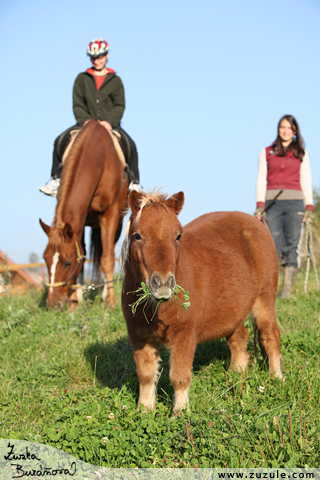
[90,227,103,280]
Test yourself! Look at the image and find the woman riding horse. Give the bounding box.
[40,38,140,197]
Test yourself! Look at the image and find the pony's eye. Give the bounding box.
[64,261,72,268]
[176,233,182,242]
[133,233,142,241]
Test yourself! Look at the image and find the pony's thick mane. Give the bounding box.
[120,190,169,271]
[53,122,93,228]
[134,190,169,226]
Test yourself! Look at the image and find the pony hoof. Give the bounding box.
[137,403,155,413]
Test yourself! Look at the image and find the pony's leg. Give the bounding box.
[133,342,161,411]
[169,336,197,413]
[99,204,120,307]
[226,323,250,372]
[252,297,282,378]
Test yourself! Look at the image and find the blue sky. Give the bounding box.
[1,0,320,264]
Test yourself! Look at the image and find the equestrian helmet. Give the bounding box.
[87,39,109,57]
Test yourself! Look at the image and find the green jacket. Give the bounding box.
[72,69,125,127]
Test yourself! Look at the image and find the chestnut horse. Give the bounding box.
[40,119,128,309]
[121,190,282,412]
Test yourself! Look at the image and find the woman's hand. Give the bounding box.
[100,121,112,131]
[254,207,265,220]
[303,210,314,223]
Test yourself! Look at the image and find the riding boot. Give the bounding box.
[281,266,298,299]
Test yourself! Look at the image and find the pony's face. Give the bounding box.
[40,220,84,310]
[128,191,184,301]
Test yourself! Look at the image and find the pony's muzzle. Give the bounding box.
[149,272,176,300]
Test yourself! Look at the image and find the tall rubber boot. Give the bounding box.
[281,267,298,299]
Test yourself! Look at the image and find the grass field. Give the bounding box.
[0,272,319,468]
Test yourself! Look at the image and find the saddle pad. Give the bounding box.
[108,130,127,169]
[62,130,79,165]
[62,128,127,170]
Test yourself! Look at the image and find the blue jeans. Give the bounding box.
[265,199,304,268]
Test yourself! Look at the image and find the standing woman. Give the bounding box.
[255,115,314,298]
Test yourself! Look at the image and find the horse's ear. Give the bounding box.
[63,223,73,241]
[129,190,144,214]
[166,192,185,215]
[39,219,51,236]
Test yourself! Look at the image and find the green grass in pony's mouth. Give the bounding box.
[128,282,191,323]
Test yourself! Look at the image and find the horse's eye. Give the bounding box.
[176,233,182,242]
[133,233,142,241]
[64,261,72,268]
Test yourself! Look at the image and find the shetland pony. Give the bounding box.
[40,119,128,309]
[121,190,282,412]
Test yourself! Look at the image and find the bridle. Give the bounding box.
[46,239,86,291]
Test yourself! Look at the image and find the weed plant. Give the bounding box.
[0,273,319,468]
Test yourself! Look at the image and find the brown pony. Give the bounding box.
[121,190,282,413]
[40,119,128,309]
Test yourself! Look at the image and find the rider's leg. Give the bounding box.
[113,126,140,184]
[40,125,80,196]
[51,124,80,179]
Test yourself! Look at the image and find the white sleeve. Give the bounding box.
[300,151,313,206]
[256,148,267,204]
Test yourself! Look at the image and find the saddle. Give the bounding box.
[61,127,129,189]
[62,129,127,170]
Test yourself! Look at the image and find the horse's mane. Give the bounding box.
[47,226,64,251]
[134,190,169,226]
[53,121,94,228]
[120,190,169,271]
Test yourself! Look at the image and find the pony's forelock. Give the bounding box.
[120,189,170,271]
[134,189,168,226]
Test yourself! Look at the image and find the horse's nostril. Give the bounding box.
[168,274,176,290]
[150,273,161,291]
[54,301,63,311]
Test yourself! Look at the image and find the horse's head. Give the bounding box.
[40,219,85,310]
[126,190,185,301]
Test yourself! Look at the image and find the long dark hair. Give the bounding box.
[273,114,305,161]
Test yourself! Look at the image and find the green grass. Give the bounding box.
[0,273,319,468]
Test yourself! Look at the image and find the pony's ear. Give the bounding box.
[39,219,51,236]
[63,223,73,241]
[129,190,144,214]
[165,192,185,215]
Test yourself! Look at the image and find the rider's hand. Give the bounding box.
[100,121,112,131]
[303,210,314,223]
[254,207,265,220]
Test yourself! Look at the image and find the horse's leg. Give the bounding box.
[252,297,282,378]
[226,323,250,372]
[99,204,120,307]
[70,231,85,306]
[169,335,197,412]
[76,234,85,299]
[132,338,160,411]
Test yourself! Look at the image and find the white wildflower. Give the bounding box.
[258,386,265,393]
